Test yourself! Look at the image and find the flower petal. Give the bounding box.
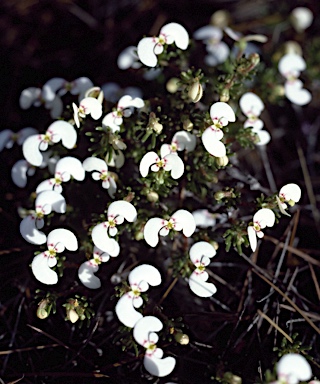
[247,225,257,252]
[22,135,44,167]
[91,222,120,256]
[171,209,196,237]
[255,130,271,146]
[279,183,301,203]
[189,241,216,265]
[42,77,65,101]
[0,129,13,151]
[78,261,101,289]
[202,129,226,157]
[107,200,137,222]
[48,120,77,149]
[56,156,85,181]
[140,151,159,177]
[31,253,58,285]
[239,92,264,116]
[47,228,78,252]
[144,354,176,377]
[115,293,143,328]
[117,95,144,110]
[163,154,184,179]
[194,25,222,41]
[189,271,217,297]
[278,54,306,77]
[129,264,161,290]
[35,190,66,214]
[20,215,47,245]
[285,81,311,105]
[253,208,275,228]
[137,37,158,67]
[277,354,312,384]
[210,102,236,123]
[11,159,30,188]
[160,22,189,50]
[83,156,108,174]
[19,87,41,109]
[117,46,140,70]
[133,316,163,346]
[143,217,165,247]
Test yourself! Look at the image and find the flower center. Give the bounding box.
[156,158,166,168]
[166,218,175,230]
[253,221,261,232]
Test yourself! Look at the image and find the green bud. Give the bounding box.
[174,332,190,345]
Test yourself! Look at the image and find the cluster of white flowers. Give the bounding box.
[272,353,313,384]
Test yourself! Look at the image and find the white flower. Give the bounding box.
[115,264,161,328]
[101,82,143,103]
[36,157,85,194]
[189,242,217,297]
[276,354,312,384]
[117,46,141,70]
[133,316,176,377]
[0,127,37,152]
[72,97,103,128]
[20,190,66,245]
[276,183,301,216]
[278,54,311,106]
[202,102,236,157]
[91,200,137,256]
[11,159,36,188]
[144,209,196,247]
[160,131,196,157]
[102,95,144,132]
[22,120,77,167]
[31,228,78,285]
[247,208,275,252]
[192,209,216,228]
[78,246,111,289]
[140,151,184,180]
[42,76,94,100]
[290,7,313,33]
[137,22,189,67]
[194,25,229,66]
[83,157,117,198]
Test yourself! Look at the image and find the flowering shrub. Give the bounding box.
[1,2,320,382]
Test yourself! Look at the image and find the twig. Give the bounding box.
[308,263,320,302]
[0,344,59,355]
[257,309,293,343]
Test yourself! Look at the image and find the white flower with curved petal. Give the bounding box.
[91,200,137,256]
[102,95,144,132]
[22,121,77,167]
[194,25,230,66]
[247,208,275,252]
[78,246,111,289]
[137,22,189,67]
[276,354,312,384]
[133,316,176,377]
[140,151,184,180]
[36,157,85,194]
[19,87,42,109]
[160,131,196,157]
[102,82,143,103]
[0,127,37,152]
[290,7,313,33]
[276,183,301,216]
[189,241,217,297]
[192,209,216,228]
[11,159,36,188]
[83,157,117,198]
[117,46,141,70]
[202,102,235,157]
[284,79,312,106]
[115,264,161,328]
[31,228,78,285]
[72,97,103,128]
[144,209,196,247]
[239,92,264,131]
[20,191,66,245]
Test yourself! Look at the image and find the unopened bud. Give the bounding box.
[214,191,225,201]
[166,77,180,93]
[174,332,189,345]
[153,121,163,134]
[210,241,219,251]
[188,80,203,103]
[183,119,193,131]
[67,308,79,323]
[210,10,231,28]
[249,53,260,68]
[147,191,159,202]
[85,86,104,103]
[220,88,230,102]
[37,299,50,319]
[216,155,229,166]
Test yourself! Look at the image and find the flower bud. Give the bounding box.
[214,191,225,201]
[174,332,189,345]
[188,79,203,103]
[210,10,231,28]
[147,191,159,202]
[153,121,163,134]
[290,7,313,33]
[85,86,104,103]
[37,299,50,319]
[220,88,230,102]
[216,155,229,166]
[248,53,260,68]
[183,118,193,131]
[166,77,180,93]
[67,308,79,323]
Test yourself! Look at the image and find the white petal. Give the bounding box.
[253,208,275,228]
[19,87,41,109]
[210,102,236,123]
[11,159,29,188]
[107,200,137,222]
[202,129,226,157]
[291,7,313,32]
[244,119,264,131]
[277,354,312,383]
[36,179,57,194]
[247,225,257,252]
[91,222,120,256]
[160,144,174,158]
[22,135,44,167]
[81,97,103,120]
[115,293,143,328]
[189,271,217,297]
[35,190,66,214]
[192,209,216,228]
[102,112,120,132]
[194,25,222,41]
[172,131,196,151]
[78,261,101,289]
[285,82,311,105]
[48,120,77,149]
[56,156,85,181]
[140,151,159,177]
[189,241,216,265]
[239,92,264,115]
[117,95,144,110]
[47,96,63,119]
[31,253,58,285]
[17,127,38,145]
[171,209,196,237]
[42,78,65,101]
[143,217,165,247]
[160,22,189,50]
[279,183,301,203]
[163,154,184,179]
[137,37,158,67]
[0,130,13,151]
[144,355,176,377]
[47,228,78,252]
[83,157,108,174]
[72,77,94,97]
[278,54,306,77]
[133,316,163,346]
[129,264,161,289]
[117,46,139,70]
[276,196,291,217]
[20,215,47,244]
[255,130,271,146]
